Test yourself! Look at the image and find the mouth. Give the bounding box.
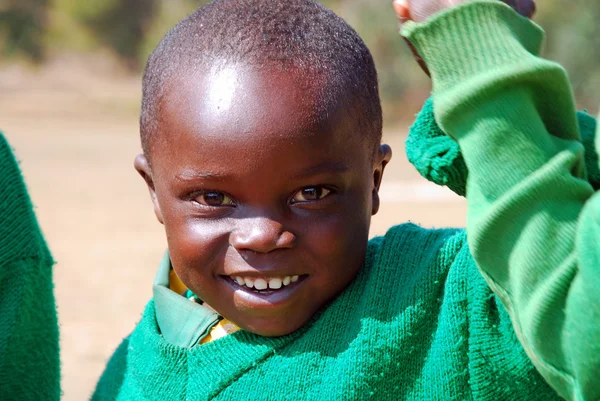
[220,274,308,304]
[231,275,299,291]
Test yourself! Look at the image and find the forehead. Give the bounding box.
[161,65,346,137]
[153,64,363,167]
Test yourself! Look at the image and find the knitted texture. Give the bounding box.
[92,3,600,400]
[93,224,563,401]
[406,98,600,196]
[578,111,600,188]
[406,97,468,196]
[0,133,60,400]
[404,2,599,399]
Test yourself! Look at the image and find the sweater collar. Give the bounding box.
[152,251,221,348]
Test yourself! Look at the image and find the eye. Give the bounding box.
[291,186,332,203]
[193,190,235,207]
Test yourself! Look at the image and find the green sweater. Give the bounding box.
[2,2,599,400]
[92,224,566,401]
[403,2,600,400]
[91,4,598,400]
[0,133,59,399]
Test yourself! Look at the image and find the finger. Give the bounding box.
[502,0,536,18]
[409,0,471,23]
[517,0,536,18]
[392,0,411,22]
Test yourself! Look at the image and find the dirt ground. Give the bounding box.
[0,64,466,400]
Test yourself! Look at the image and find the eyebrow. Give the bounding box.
[174,170,231,182]
[174,161,349,183]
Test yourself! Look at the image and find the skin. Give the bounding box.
[135,65,392,337]
[392,0,535,23]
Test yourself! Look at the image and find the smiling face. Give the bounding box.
[136,64,391,337]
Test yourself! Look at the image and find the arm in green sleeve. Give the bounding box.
[404,2,599,400]
[571,119,600,398]
[0,133,60,400]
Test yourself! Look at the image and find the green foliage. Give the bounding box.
[536,0,600,112]
[0,0,49,61]
[82,0,159,70]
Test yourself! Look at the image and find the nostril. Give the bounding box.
[276,231,296,248]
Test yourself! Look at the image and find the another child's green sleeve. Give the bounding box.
[404,2,599,401]
[0,133,60,400]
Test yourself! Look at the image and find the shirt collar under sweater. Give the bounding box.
[153,251,221,348]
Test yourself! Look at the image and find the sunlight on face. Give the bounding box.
[207,66,237,112]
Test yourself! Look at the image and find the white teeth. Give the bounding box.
[254,278,268,290]
[268,278,282,289]
[233,275,299,290]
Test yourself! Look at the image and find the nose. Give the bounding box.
[230,216,296,253]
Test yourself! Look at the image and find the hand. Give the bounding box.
[393,0,536,75]
[393,0,535,24]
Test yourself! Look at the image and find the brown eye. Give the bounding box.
[195,191,234,207]
[292,186,332,203]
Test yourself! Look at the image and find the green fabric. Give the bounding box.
[407,98,600,196]
[153,251,220,348]
[93,225,564,401]
[91,3,600,400]
[2,3,598,400]
[404,2,599,400]
[0,132,60,400]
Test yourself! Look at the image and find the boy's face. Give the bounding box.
[136,65,391,337]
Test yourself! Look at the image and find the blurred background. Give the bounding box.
[1,0,599,399]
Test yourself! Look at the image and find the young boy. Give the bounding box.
[88,0,599,399]
[1,0,598,400]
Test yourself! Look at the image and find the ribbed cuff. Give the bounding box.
[402,1,545,94]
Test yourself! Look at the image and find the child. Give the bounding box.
[88,0,599,399]
[1,0,597,400]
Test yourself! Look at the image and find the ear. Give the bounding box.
[371,144,392,215]
[134,154,164,225]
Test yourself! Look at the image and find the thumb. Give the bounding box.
[392,0,411,21]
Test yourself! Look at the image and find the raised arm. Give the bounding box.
[401,2,599,400]
[0,133,60,400]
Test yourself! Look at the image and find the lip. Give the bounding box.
[220,269,300,277]
[220,274,308,308]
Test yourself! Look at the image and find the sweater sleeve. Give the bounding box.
[403,2,599,401]
[0,133,60,400]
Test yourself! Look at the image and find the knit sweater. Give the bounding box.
[403,2,600,400]
[0,133,59,400]
[1,2,597,401]
[406,98,600,196]
[95,225,565,401]
[91,3,599,401]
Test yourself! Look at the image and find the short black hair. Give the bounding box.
[140,0,382,160]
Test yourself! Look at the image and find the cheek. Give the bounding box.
[303,194,371,277]
[164,215,231,287]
